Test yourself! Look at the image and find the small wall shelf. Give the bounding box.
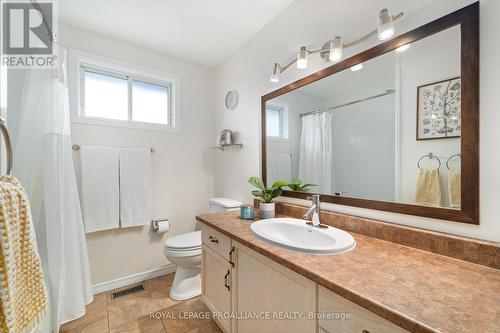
[212,143,244,151]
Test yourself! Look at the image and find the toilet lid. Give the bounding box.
[165,231,201,250]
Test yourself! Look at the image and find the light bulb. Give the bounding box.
[351,63,363,71]
[297,46,308,69]
[270,63,281,82]
[329,36,343,62]
[378,8,395,41]
[395,44,410,53]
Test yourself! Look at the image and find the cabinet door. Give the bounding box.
[233,243,316,333]
[318,286,410,333]
[202,245,231,332]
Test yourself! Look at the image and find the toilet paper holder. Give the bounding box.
[152,218,168,231]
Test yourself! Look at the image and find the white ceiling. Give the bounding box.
[59,0,295,67]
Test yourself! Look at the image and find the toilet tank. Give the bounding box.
[209,197,242,213]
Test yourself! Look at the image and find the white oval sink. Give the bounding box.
[250,218,355,254]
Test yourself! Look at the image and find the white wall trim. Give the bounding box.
[92,265,176,294]
[68,48,181,132]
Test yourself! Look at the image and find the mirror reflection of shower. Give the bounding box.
[266,26,461,209]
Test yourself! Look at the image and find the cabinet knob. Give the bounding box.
[209,235,219,243]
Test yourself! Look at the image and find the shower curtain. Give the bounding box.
[298,112,333,194]
[12,48,92,332]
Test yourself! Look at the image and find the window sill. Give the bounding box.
[71,116,180,132]
[267,136,290,143]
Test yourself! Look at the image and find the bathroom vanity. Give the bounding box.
[197,4,499,333]
[197,209,500,333]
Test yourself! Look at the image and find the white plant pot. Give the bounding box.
[259,202,275,219]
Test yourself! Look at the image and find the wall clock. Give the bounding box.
[225,90,239,110]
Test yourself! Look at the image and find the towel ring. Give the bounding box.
[446,153,461,170]
[0,118,13,176]
[417,153,441,170]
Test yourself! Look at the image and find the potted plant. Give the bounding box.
[248,177,288,218]
[286,178,317,192]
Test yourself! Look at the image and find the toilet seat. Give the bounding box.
[164,247,201,258]
[164,231,201,257]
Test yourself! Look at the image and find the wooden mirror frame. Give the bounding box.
[261,3,479,224]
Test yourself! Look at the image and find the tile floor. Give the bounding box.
[60,273,222,333]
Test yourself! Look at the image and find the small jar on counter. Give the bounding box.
[239,205,255,220]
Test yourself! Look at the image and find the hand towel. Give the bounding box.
[448,169,461,208]
[414,169,442,207]
[119,149,152,228]
[80,146,120,233]
[0,176,48,333]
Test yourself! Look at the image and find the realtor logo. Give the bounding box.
[2,1,56,68]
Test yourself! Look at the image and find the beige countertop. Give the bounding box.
[196,211,500,333]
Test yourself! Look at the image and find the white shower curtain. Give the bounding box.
[298,112,333,194]
[12,48,92,332]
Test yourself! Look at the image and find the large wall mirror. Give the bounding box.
[261,3,479,224]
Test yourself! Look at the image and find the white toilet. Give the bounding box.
[164,197,242,300]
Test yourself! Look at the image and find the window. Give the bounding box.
[132,80,170,124]
[84,70,128,121]
[266,103,288,140]
[70,50,178,131]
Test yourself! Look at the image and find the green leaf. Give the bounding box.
[271,187,283,199]
[251,190,264,198]
[263,195,273,203]
[247,177,265,191]
[271,180,288,190]
[285,178,317,192]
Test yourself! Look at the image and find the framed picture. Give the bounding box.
[416,77,461,140]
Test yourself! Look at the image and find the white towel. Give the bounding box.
[119,149,152,228]
[80,146,120,233]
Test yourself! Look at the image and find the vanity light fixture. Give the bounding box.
[329,36,343,62]
[270,63,281,82]
[351,63,364,71]
[270,9,404,82]
[378,8,395,40]
[395,43,411,53]
[297,46,308,69]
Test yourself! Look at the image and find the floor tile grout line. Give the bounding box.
[161,316,168,333]
[62,273,214,333]
[144,278,169,332]
[106,298,110,333]
[106,289,111,333]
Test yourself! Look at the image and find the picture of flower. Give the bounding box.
[417,77,461,140]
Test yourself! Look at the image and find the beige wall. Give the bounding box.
[63,23,215,284]
[213,0,500,242]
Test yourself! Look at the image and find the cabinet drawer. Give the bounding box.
[318,286,409,333]
[201,224,232,261]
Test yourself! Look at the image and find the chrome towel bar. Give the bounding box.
[72,144,155,153]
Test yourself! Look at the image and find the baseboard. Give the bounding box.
[92,265,176,294]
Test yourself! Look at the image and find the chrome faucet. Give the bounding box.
[303,195,327,228]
